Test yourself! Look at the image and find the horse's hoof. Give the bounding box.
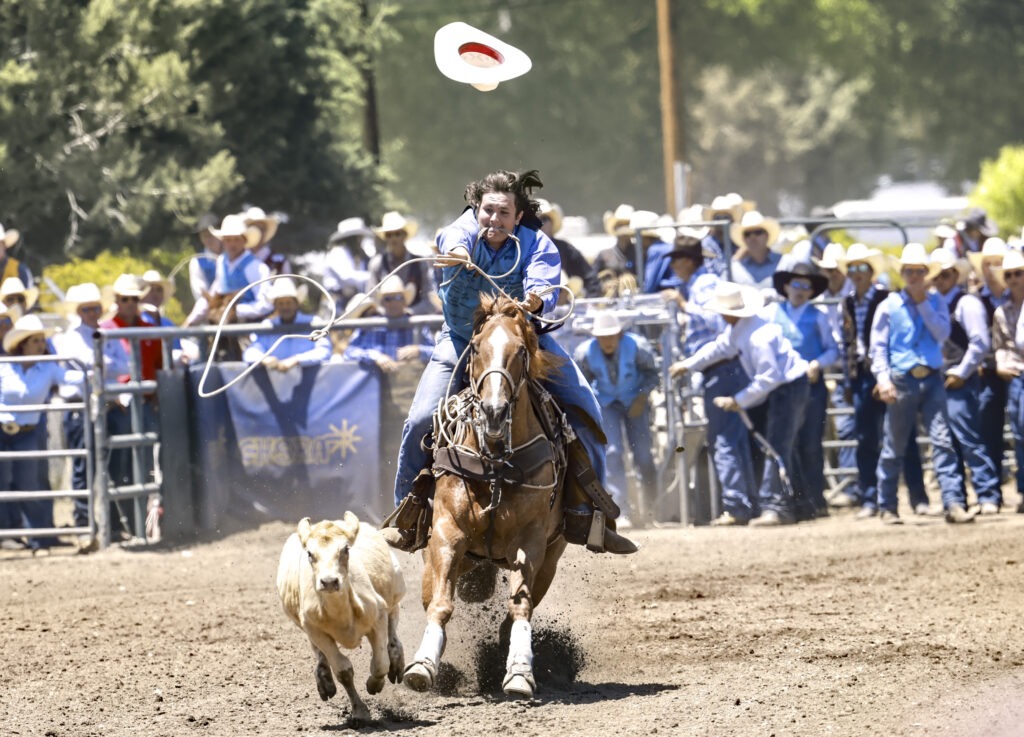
[502,673,535,699]
[403,661,434,692]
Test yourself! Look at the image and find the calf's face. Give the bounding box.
[297,517,357,593]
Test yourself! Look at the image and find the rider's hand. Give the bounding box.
[518,292,543,315]
[434,246,472,268]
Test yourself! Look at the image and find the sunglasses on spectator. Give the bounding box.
[382,294,405,302]
[846,263,873,274]
[79,304,103,313]
[1004,269,1024,279]
[744,229,768,238]
[3,295,26,304]
[902,267,929,277]
[117,296,140,303]
[788,279,813,291]
[383,231,405,239]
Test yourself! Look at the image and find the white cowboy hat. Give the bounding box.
[676,204,711,240]
[241,206,280,244]
[729,211,780,247]
[3,313,56,354]
[267,278,299,303]
[64,282,103,306]
[898,243,942,279]
[603,204,635,236]
[967,237,1008,275]
[708,281,764,318]
[111,273,150,298]
[433,21,532,92]
[209,214,261,250]
[997,248,1024,273]
[813,242,846,270]
[702,193,755,222]
[334,217,373,241]
[0,276,39,311]
[628,210,661,238]
[591,312,623,337]
[374,275,416,305]
[373,211,418,239]
[0,223,20,249]
[344,292,379,319]
[535,199,563,235]
[929,248,969,280]
[141,269,175,299]
[838,242,887,276]
[933,220,958,241]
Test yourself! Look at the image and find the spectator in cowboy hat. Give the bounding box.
[929,249,1001,515]
[869,243,968,524]
[700,193,754,276]
[991,248,1024,514]
[242,205,292,276]
[323,217,375,309]
[643,209,711,294]
[342,275,434,372]
[369,211,437,315]
[536,198,602,297]
[574,312,660,527]
[949,207,998,256]
[243,278,330,370]
[765,263,837,519]
[0,276,39,318]
[0,222,33,290]
[188,214,272,325]
[729,211,782,289]
[188,212,222,302]
[675,281,811,526]
[596,208,666,283]
[594,203,638,278]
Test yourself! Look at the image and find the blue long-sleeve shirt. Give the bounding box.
[243,313,332,366]
[870,290,951,385]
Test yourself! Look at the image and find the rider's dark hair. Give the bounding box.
[464,169,543,219]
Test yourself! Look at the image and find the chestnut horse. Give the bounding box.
[205,290,244,361]
[403,295,569,698]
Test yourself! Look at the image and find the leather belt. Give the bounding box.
[702,358,732,373]
[909,365,933,379]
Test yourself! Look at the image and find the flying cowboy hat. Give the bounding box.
[373,211,419,239]
[729,211,781,247]
[0,276,39,313]
[707,281,765,319]
[209,214,261,250]
[3,313,56,354]
[0,222,20,249]
[433,21,532,92]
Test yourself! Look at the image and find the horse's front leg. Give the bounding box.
[502,540,543,698]
[404,515,465,692]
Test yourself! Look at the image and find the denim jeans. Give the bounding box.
[0,425,58,548]
[602,401,656,519]
[877,372,964,512]
[757,375,810,518]
[1006,374,1024,496]
[978,370,1008,482]
[64,409,90,527]
[946,373,1001,506]
[792,378,828,516]
[393,327,606,506]
[702,359,757,520]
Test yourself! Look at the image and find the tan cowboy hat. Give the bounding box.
[141,269,175,299]
[897,243,942,279]
[266,278,299,303]
[3,313,56,354]
[812,242,846,270]
[0,276,39,311]
[373,211,418,239]
[676,204,711,240]
[111,273,150,298]
[708,281,764,318]
[997,248,1024,273]
[838,242,887,275]
[929,248,969,280]
[591,312,623,337]
[729,210,780,247]
[344,292,379,319]
[433,21,532,92]
[967,237,1008,275]
[0,222,20,249]
[603,204,635,236]
[58,282,105,319]
[374,275,416,305]
[242,206,280,244]
[535,198,563,235]
[210,214,261,250]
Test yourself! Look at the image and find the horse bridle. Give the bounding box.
[469,341,530,462]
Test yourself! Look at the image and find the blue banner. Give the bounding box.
[188,362,385,528]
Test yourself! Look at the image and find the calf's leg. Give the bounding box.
[308,631,371,723]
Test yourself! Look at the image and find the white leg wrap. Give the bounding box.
[507,620,533,669]
[413,622,446,666]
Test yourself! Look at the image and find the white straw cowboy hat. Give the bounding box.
[3,313,55,354]
[968,237,1008,275]
[813,242,846,270]
[535,198,563,235]
[334,217,373,241]
[374,275,416,305]
[628,210,661,238]
[591,312,623,337]
[898,243,942,279]
[708,281,765,318]
[997,248,1024,273]
[209,214,261,250]
[241,206,280,244]
[0,222,20,249]
[111,273,150,298]
[344,292,379,319]
[929,248,969,280]
[676,204,711,241]
[603,204,635,236]
[373,211,418,239]
[142,269,175,299]
[433,21,532,92]
[0,276,39,312]
[838,242,887,276]
[702,193,754,222]
[933,220,958,241]
[59,282,105,319]
[266,278,300,303]
[729,210,781,247]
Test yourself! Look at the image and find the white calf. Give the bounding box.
[277,512,405,723]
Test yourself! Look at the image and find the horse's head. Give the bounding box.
[469,296,532,442]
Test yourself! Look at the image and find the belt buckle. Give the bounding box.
[910,365,930,379]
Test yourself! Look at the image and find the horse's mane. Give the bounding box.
[473,294,563,382]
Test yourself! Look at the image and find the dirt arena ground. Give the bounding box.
[4,504,1024,737]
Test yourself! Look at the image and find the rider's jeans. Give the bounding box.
[393,327,606,506]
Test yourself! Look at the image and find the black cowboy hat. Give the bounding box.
[772,262,828,299]
[666,242,703,261]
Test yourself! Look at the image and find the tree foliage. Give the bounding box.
[972,145,1024,236]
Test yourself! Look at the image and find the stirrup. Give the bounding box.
[563,508,638,555]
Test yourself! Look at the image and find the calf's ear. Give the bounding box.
[297,517,313,544]
[338,511,360,541]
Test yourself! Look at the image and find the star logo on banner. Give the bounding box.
[324,420,362,460]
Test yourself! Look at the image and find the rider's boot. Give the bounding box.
[562,439,638,555]
[380,469,434,553]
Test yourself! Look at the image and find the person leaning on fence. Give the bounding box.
[928,249,1002,515]
[674,281,810,527]
[729,211,782,290]
[643,219,711,294]
[536,198,603,298]
[840,243,929,519]
[0,222,34,290]
[341,275,435,372]
[574,312,660,527]
[0,314,83,552]
[766,263,838,520]
[968,237,1011,485]
[322,217,374,310]
[382,168,636,555]
[869,243,969,525]
[369,211,438,315]
[242,278,330,371]
[990,248,1024,515]
[666,243,758,527]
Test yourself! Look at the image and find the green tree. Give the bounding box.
[971,144,1024,236]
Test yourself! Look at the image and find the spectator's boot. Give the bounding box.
[380,469,434,553]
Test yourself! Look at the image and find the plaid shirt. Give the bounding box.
[993,298,1024,376]
[343,324,435,367]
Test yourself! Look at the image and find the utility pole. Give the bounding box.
[656,0,684,214]
[361,0,381,164]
